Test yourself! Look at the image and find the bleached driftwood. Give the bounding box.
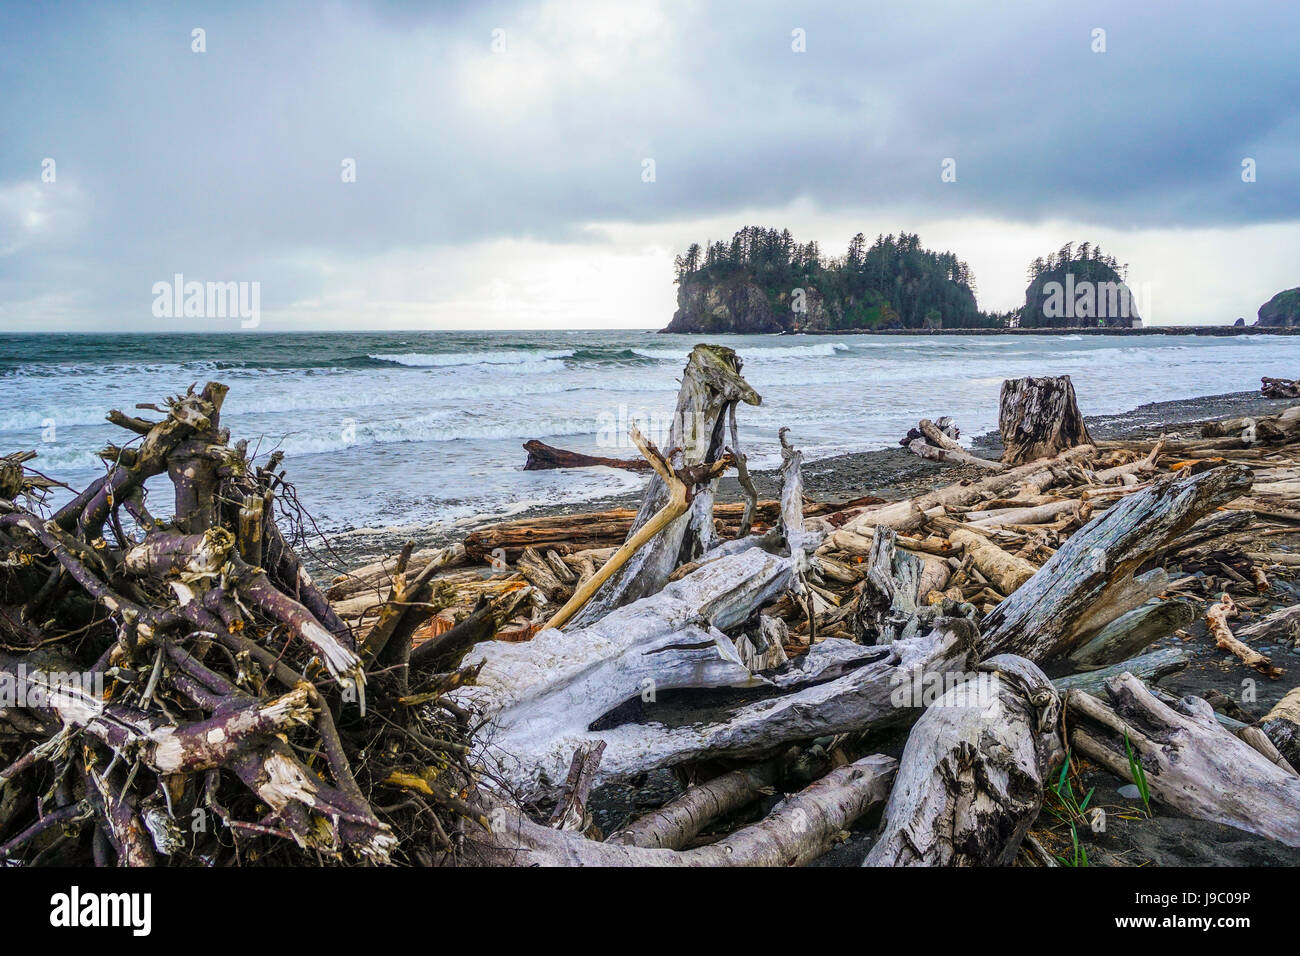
[864,654,1063,866]
[608,754,788,849]
[907,438,1002,471]
[465,754,896,866]
[1067,599,1195,669]
[948,527,1037,596]
[455,548,977,799]
[1237,603,1300,647]
[1068,675,1300,847]
[1260,687,1300,771]
[543,424,730,631]
[823,445,1096,547]
[1052,647,1190,696]
[566,345,760,629]
[853,525,923,644]
[967,499,1080,528]
[979,465,1253,662]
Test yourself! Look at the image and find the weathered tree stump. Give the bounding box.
[566,345,761,628]
[998,375,1093,466]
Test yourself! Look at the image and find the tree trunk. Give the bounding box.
[523,440,652,472]
[1260,687,1300,771]
[1066,599,1195,669]
[566,345,761,628]
[998,375,1093,466]
[463,754,896,866]
[864,655,1063,866]
[452,547,976,800]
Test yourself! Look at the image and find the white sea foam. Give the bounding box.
[12,330,1300,533]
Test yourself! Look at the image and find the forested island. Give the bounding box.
[1259,287,1300,327]
[663,227,1000,333]
[660,228,1147,333]
[1019,242,1141,328]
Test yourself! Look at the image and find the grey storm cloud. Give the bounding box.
[1,0,1297,327]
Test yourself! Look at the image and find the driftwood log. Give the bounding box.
[979,465,1253,661]
[1067,599,1195,669]
[565,345,761,629]
[865,655,1063,866]
[455,548,977,799]
[998,375,1093,465]
[463,753,897,866]
[1261,377,1300,399]
[523,439,651,472]
[824,445,1095,549]
[1260,687,1300,770]
[1068,675,1300,847]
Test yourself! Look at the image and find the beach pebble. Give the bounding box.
[1117,784,1142,800]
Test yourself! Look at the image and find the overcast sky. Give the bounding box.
[2,0,1298,332]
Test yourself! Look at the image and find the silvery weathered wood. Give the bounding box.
[607,756,786,849]
[1260,687,1300,771]
[455,549,976,799]
[864,654,1063,866]
[979,466,1253,662]
[455,548,793,795]
[1067,599,1195,669]
[466,754,896,866]
[1051,647,1190,696]
[1068,675,1300,847]
[823,445,1096,547]
[853,525,923,644]
[1237,604,1300,648]
[568,345,760,628]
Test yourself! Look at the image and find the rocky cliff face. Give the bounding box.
[662,276,836,333]
[1258,288,1300,327]
[1019,261,1140,328]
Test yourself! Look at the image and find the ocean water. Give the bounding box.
[2,330,1298,537]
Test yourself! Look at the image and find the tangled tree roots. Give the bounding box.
[0,383,479,866]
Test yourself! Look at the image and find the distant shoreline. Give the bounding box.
[791,326,1291,337]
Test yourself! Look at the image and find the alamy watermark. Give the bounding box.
[151,274,260,327]
[1,664,104,709]
[889,667,1002,716]
[1040,273,1152,324]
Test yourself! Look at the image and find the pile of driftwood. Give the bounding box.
[0,385,480,865]
[335,351,1300,865]
[1262,376,1300,399]
[7,348,1300,867]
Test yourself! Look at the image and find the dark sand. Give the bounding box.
[316,389,1300,866]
